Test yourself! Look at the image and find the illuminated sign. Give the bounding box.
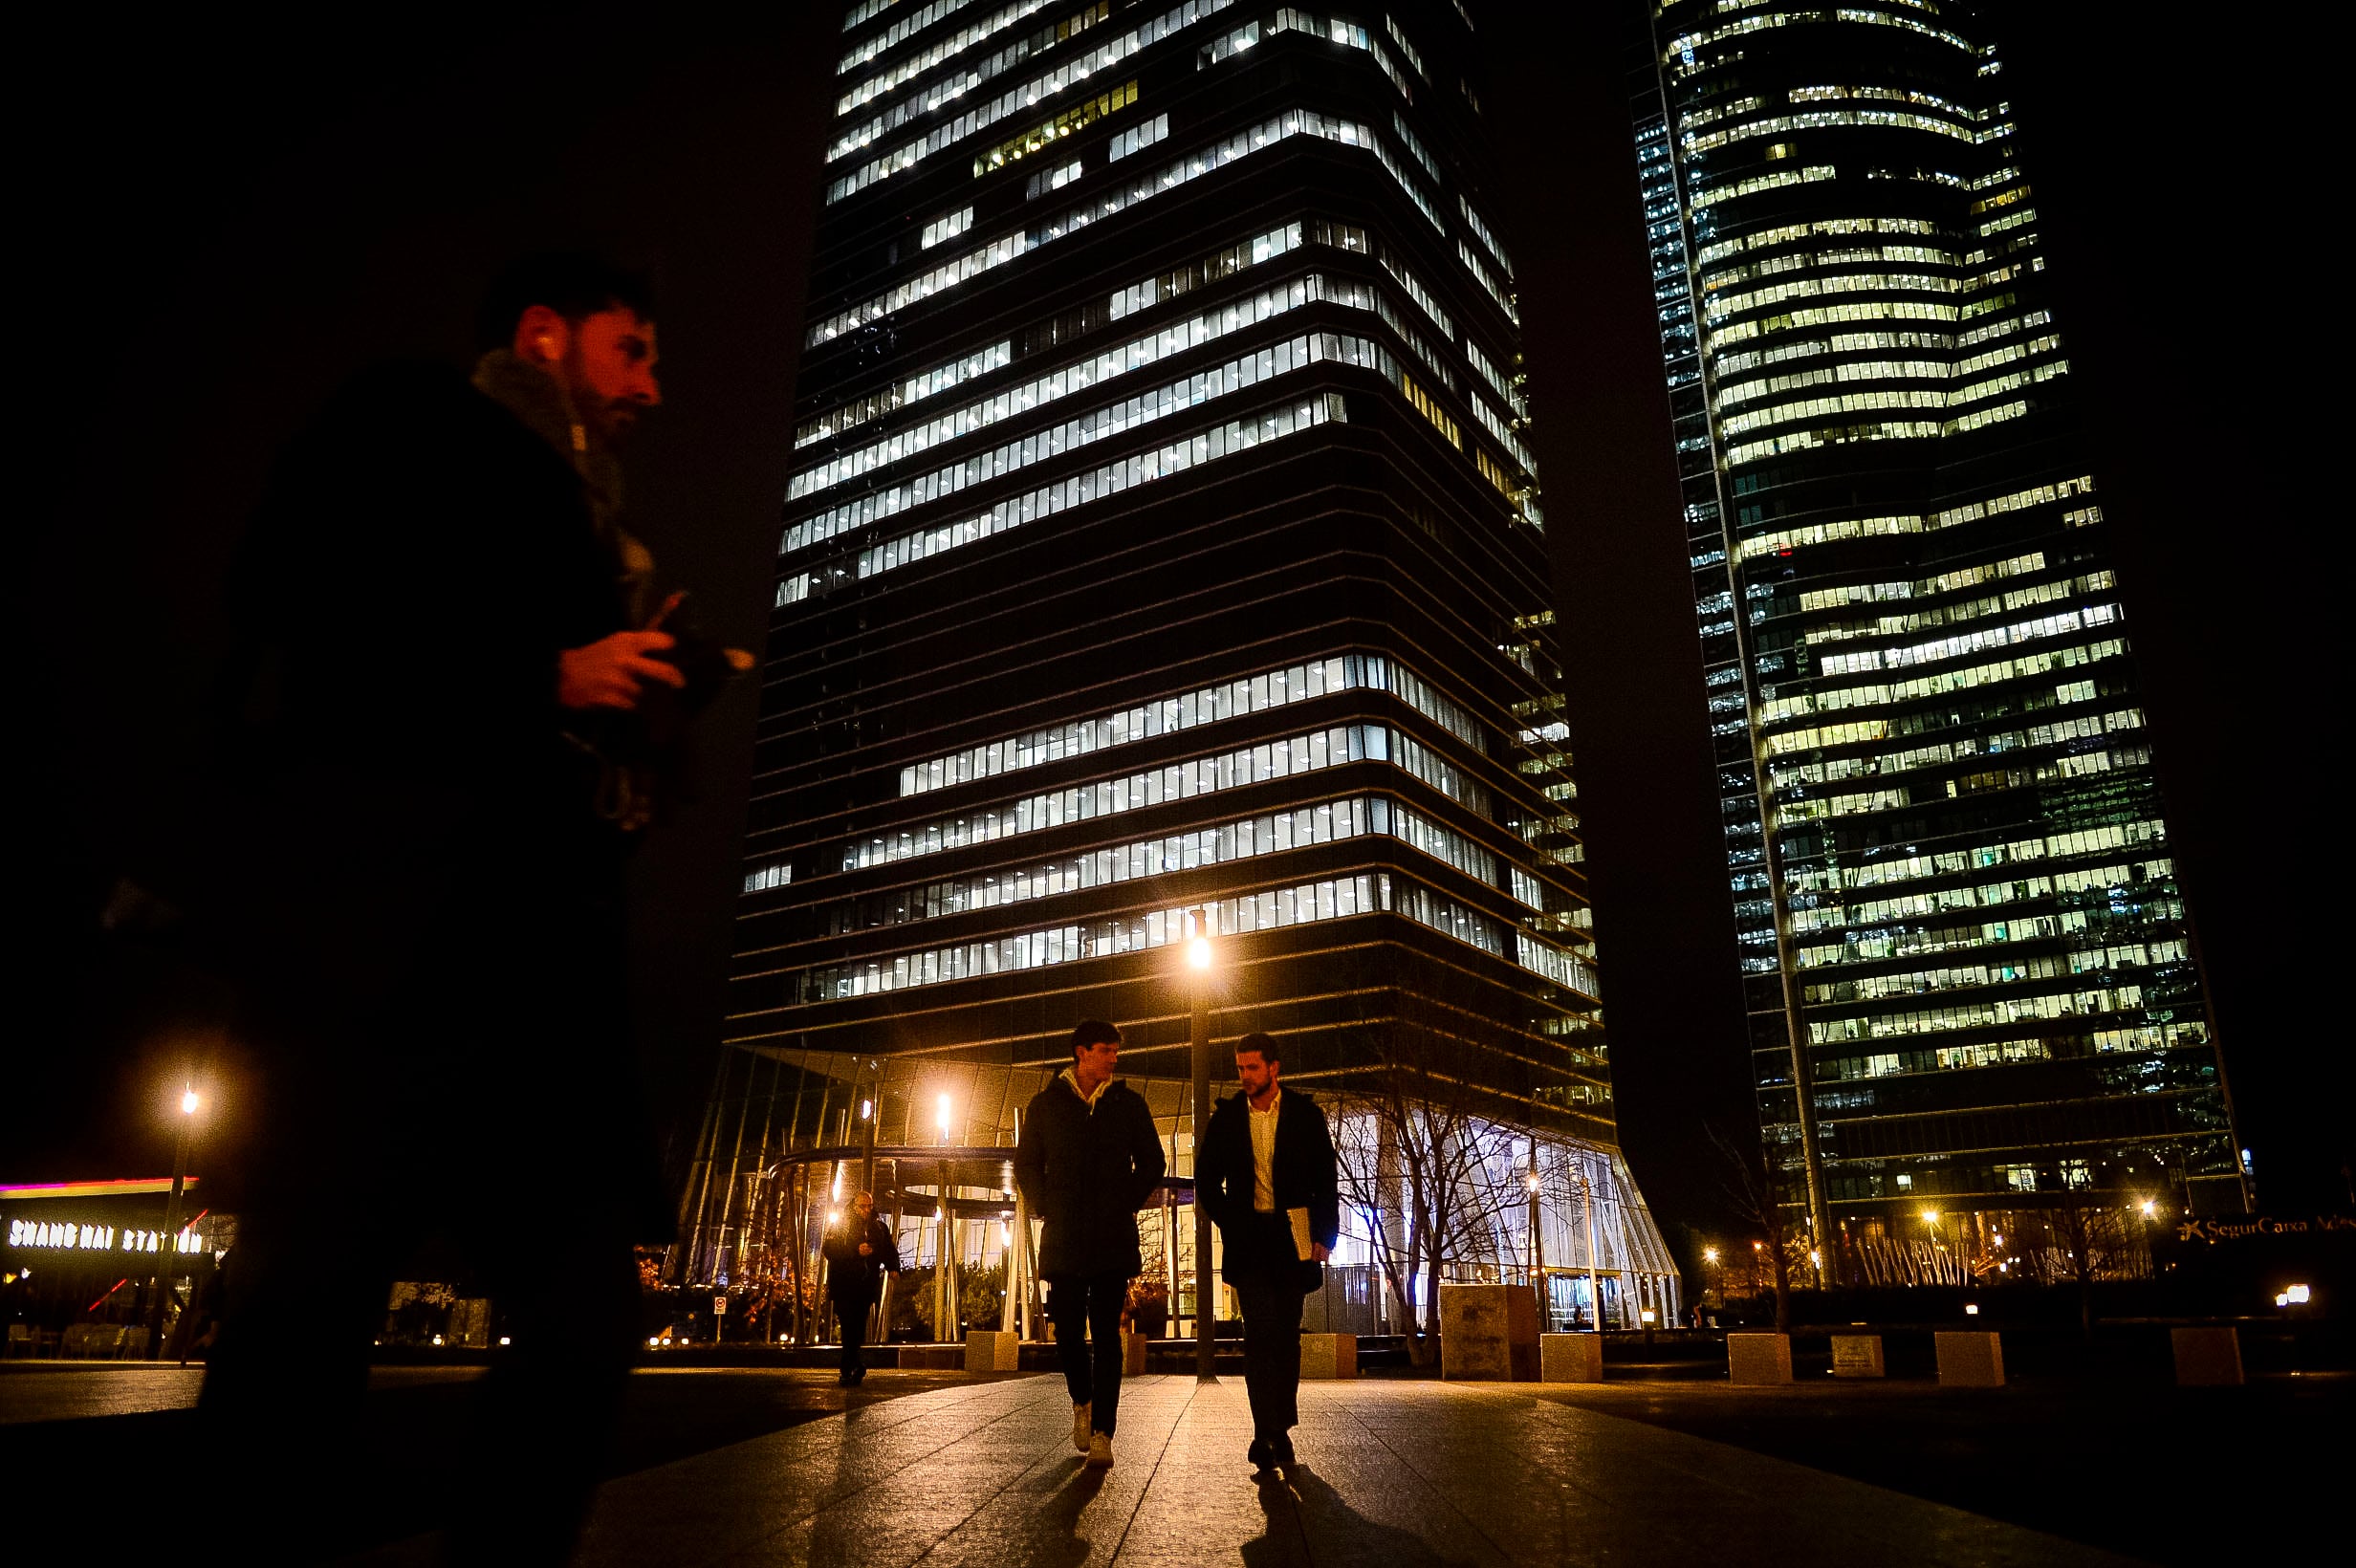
[5,1220,205,1254]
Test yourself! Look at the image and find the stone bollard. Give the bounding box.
[1830,1334,1886,1379]
[1438,1282,1540,1381]
[1299,1333,1358,1380]
[1934,1331,2005,1387]
[1727,1332,1793,1384]
[2171,1326,2244,1386]
[964,1330,1019,1372]
[1122,1331,1150,1376]
[1540,1332,1604,1383]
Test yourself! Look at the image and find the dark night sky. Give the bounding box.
[16,6,2341,1234]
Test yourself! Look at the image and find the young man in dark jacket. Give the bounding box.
[1014,1018,1167,1468]
[1199,1032,1339,1474]
[194,253,724,1560]
[822,1191,900,1386]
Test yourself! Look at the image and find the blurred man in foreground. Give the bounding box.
[823,1191,901,1386]
[197,253,736,1562]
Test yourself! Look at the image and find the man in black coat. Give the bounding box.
[1014,1018,1167,1469]
[1199,1032,1340,1474]
[192,253,721,1561]
[822,1191,901,1386]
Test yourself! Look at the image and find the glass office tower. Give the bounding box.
[678,0,1675,1334]
[1630,1,2245,1270]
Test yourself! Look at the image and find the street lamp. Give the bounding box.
[146,1082,199,1361]
[1523,1165,1544,1323]
[1186,908,1217,1382]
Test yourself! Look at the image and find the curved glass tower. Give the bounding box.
[1631,1,2245,1272]
[678,0,1675,1337]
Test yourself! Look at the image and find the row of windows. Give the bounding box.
[1692,214,1941,269]
[1767,701,2139,787]
[795,796,1509,946]
[838,0,998,79]
[1725,359,2060,444]
[1758,637,2126,726]
[805,102,1380,348]
[776,394,1343,606]
[1800,912,2067,969]
[1799,572,2115,651]
[1802,938,2187,1006]
[1807,983,2149,1046]
[968,78,1141,185]
[795,338,1012,450]
[782,329,1383,558]
[792,872,1387,1001]
[1106,110,1169,163]
[1788,853,2173,937]
[897,651,1480,797]
[829,0,1227,201]
[1269,10,1413,102]
[842,723,1383,872]
[1789,533,2078,618]
[1682,104,1981,158]
[1816,601,2117,678]
[1197,17,1258,67]
[1819,1022,2206,1084]
[1709,297,1955,361]
[1708,270,1957,328]
[1707,240,1954,292]
[1725,414,1942,468]
[1662,9,1976,76]
[788,268,1362,507]
[831,0,1105,154]
[1686,163,1835,214]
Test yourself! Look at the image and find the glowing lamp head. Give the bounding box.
[936,1092,953,1134]
[1919,1209,1937,1225]
[180,1088,199,1116]
[2139,1199,2156,1217]
[2286,1283,2312,1304]
[1703,1247,1718,1264]
[1523,1173,1540,1194]
[1187,935,1212,970]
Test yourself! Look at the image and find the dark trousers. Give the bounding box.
[835,1295,872,1380]
[1047,1274,1129,1436]
[1234,1274,1308,1442]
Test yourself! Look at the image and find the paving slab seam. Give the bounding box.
[715,1378,1075,1568]
[1093,1376,1201,1565]
[1335,1383,1521,1565]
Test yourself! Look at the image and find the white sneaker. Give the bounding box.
[1072,1402,1092,1453]
[1086,1430,1114,1468]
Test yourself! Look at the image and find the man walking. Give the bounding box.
[1200,1032,1339,1475]
[823,1192,900,1386]
[1014,1019,1167,1468]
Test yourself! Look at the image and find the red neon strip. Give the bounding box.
[87,1277,130,1314]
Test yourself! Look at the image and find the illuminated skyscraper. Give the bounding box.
[1630,1,2245,1265]
[677,0,1675,1333]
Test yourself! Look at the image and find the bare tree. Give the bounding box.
[2030,1159,2140,1343]
[1328,991,1532,1337]
[1709,1123,1810,1333]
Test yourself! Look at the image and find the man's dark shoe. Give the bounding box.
[1247,1437,1274,1473]
[1272,1435,1297,1472]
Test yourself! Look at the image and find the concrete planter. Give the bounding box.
[1438,1283,1538,1381]
[2171,1326,2243,1385]
[964,1330,1019,1372]
[1727,1332,1793,1384]
[1934,1331,2004,1387]
[1540,1332,1604,1383]
[1300,1332,1358,1380]
[1830,1334,1885,1378]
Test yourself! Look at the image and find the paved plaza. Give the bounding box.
[324,1373,2134,1568]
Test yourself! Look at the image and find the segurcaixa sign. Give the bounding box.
[2174,1214,2356,1246]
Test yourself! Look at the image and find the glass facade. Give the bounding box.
[1629,1,2246,1253]
[679,0,1675,1329]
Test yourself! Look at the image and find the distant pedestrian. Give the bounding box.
[1014,1019,1167,1469]
[1200,1032,1338,1476]
[823,1191,900,1386]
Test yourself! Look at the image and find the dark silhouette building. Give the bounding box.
[1628,0,2245,1278]
[676,0,1675,1337]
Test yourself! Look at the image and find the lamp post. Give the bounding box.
[1523,1165,1544,1328]
[1187,909,1217,1383]
[145,1084,198,1361]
